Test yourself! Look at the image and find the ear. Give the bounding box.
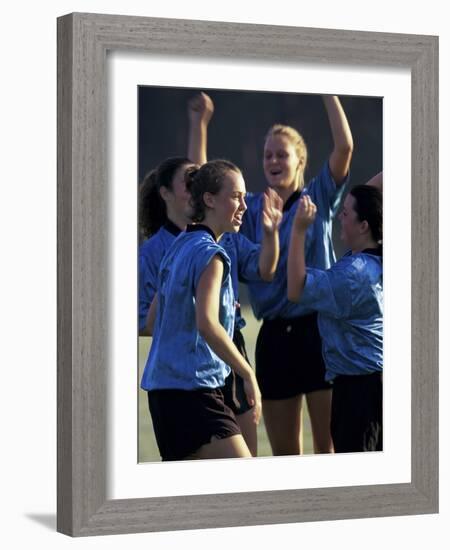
[159,186,171,202]
[359,220,370,235]
[203,191,215,209]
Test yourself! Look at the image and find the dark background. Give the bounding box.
[138,86,383,258]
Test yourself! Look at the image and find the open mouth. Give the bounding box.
[270,169,282,176]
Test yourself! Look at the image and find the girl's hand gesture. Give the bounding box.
[293,195,317,232]
[261,187,283,235]
[188,92,215,127]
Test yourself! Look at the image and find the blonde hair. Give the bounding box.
[265,124,308,187]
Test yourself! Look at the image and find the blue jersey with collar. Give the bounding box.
[141,228,235,391]
[240,161,347,320]
[139,225,178,332]
[139,226,262,332]
[301,250,383,380]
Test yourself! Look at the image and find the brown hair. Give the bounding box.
[185,159,242,222]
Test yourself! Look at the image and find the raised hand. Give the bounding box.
[293,195,317,232]
[188,91,215,127]
[261,187,283,235]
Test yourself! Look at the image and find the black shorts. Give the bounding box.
[255,313,331,400]
[331,372,383,453]
[221,328,253,415]
[147,388,241,461]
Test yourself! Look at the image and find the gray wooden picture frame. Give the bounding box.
[57,12,439,537]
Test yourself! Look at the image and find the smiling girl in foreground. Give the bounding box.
[287,185,383,452]
[141,160,266,461]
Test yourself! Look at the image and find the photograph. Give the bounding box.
[1,0,445,546]
[137,87,383,462]
[54,10,439,537]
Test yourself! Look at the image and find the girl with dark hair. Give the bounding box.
[139,157,194,335]
[287,182,383,453]
[188,92,353,456]
[138,155,282,456]
[141,160,280,461]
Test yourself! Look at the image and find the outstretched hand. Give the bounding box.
[188,92,215,126]
[293,195,317,232]
[261,187,283,235]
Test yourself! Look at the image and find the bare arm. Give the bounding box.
[258,188,283,281]
[322,95,354,185]
[287,196,317,302]
[365,171,383,191]
[187,92,214,166]
[196,256,261,424]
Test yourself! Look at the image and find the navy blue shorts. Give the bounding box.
[331,372,383,452]
[147,388,241,461]
[255,313,331,400]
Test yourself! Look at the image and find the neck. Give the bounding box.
[277,183,300,204]
[201,215,223,242]
[274,176,302,204]
[166,210,189,231]
[351,235,379,254]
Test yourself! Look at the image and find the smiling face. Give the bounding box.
[263,134,303,193]
[206,170,247,234]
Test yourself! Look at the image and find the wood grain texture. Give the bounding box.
[57,12,439,537]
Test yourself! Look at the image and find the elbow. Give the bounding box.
[287,286,300,303]
[197,318,215,341]
[336,141,354,158]
[260,268,275,282]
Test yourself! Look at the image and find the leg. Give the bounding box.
[236,409,258,457]
[305,388,334,454]
[190,434,252,460]
[262,395,303,456]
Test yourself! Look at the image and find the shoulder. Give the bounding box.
[304,161,333,190]
[139,229,169,261]
[335,252,381,282]
[184,231,230,261]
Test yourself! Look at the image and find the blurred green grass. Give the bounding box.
[138,304,313,462]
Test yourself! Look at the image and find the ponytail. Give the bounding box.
[139,156,192,239]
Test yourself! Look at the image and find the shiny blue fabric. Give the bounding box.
[141,229,235,391]
[139,229,261,331]
[219,232,261,329]
[240,161,348,320]
[301,251,383,380]
[139,226,175,331]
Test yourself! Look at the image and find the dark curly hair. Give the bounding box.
[185,159,242,222]
[350,184,383,245]
[139,157,192,240]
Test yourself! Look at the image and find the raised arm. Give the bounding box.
[287,196,317,302]
[195,256,261,425]
[365,171,383,192]
[258,188,283,281]
[187,92,214,166]
[322,95,354,185]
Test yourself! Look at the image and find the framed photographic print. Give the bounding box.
[57,12,438,536]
